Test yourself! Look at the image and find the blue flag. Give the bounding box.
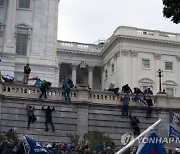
[169,112,180,126]
[23,135,49,154]
[169,124,180,139]
[136,132,166,154]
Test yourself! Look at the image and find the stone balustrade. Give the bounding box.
[57,40,103,53]
[2,82,177,109]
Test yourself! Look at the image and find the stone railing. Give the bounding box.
[1,82,180,109]
[112,26,180,41]
[57,40,103,53]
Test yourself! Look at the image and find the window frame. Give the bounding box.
[165,61,173,71]
[16,34,28,56]
[17,0,31,9]
[142,58,150,69]
[166,88,174,96]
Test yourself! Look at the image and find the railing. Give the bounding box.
[2,83,179,109]
[57,41,104,53]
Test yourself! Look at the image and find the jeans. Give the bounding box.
[64,90,70,101]
[122,105,128,116]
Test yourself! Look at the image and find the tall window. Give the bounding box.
[0,0,3,6]
[19,0,30,8]
[166,88,174,96]
[142,59,150,68]
[16,34,28,55]
[165,62,173,70]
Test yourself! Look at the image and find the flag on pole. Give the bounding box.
[23,135,49,154]
[136,132,166,154]
[169,112,180,140]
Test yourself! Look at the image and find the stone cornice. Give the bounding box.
[57,49,101,56]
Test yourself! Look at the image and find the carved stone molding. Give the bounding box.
[154,53,161,60]
[121,49,129,56]
[107,60,110,66]
[131,50,138,57]
[72,63,78,70]
[114,51,120,60]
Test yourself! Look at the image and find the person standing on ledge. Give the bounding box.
[42,105,55,132]
[23,63,31,84]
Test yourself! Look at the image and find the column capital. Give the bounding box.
[154,53,161,60]
[121,49,129,56]
[131,50,138,57]
[72,63,78,69]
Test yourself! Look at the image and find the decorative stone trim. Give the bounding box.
[121,49,129,56]
[154,53,161,60]
[15,23,32,38]
[131,50,138,57]
[114,51,120,60]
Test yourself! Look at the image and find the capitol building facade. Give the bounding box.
[1,0,180,96]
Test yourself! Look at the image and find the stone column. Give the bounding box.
[4,0,16,53]
[88,66,94,89]
[72,64,77,86]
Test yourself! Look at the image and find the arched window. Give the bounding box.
[139,78,154,93]
[162,80,177,96]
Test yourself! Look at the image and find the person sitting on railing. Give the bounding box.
[133,87,146,105]
[26,105,36,129]
[108,87,119,96]
[122,84,133,94]
[130,113,140,136]
[39,80,51,99]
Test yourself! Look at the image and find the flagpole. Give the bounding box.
[116,119,162,154]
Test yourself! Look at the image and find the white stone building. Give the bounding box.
[1,0,180,96]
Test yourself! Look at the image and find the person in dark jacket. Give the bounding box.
[130,113,140,136]
[121,93,130,118]
[144,87,153,95]
[26,105,36,129]
[62,80,71,101]
[108,87,119,96]
[143,95,153,118]
[122,84,133,94]
[42,106,55,132]
[39,80,51,99]
[23,64,31,84]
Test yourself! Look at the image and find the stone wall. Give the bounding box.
[0,82,179,150]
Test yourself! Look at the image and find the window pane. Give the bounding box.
[142,59,150,68]
[19,0,30,8]
[16,34,27,55]
[166,88,174,96]
[0,0,3,6]
[165,62,173,70]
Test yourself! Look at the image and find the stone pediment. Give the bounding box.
[15,22,32,29]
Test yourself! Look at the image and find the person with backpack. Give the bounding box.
[23,63,31,84]
[26,105,36,129]
[62,79,71,101]
[39,80,51,99]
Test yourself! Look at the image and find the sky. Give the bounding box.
[58,0,180,44]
